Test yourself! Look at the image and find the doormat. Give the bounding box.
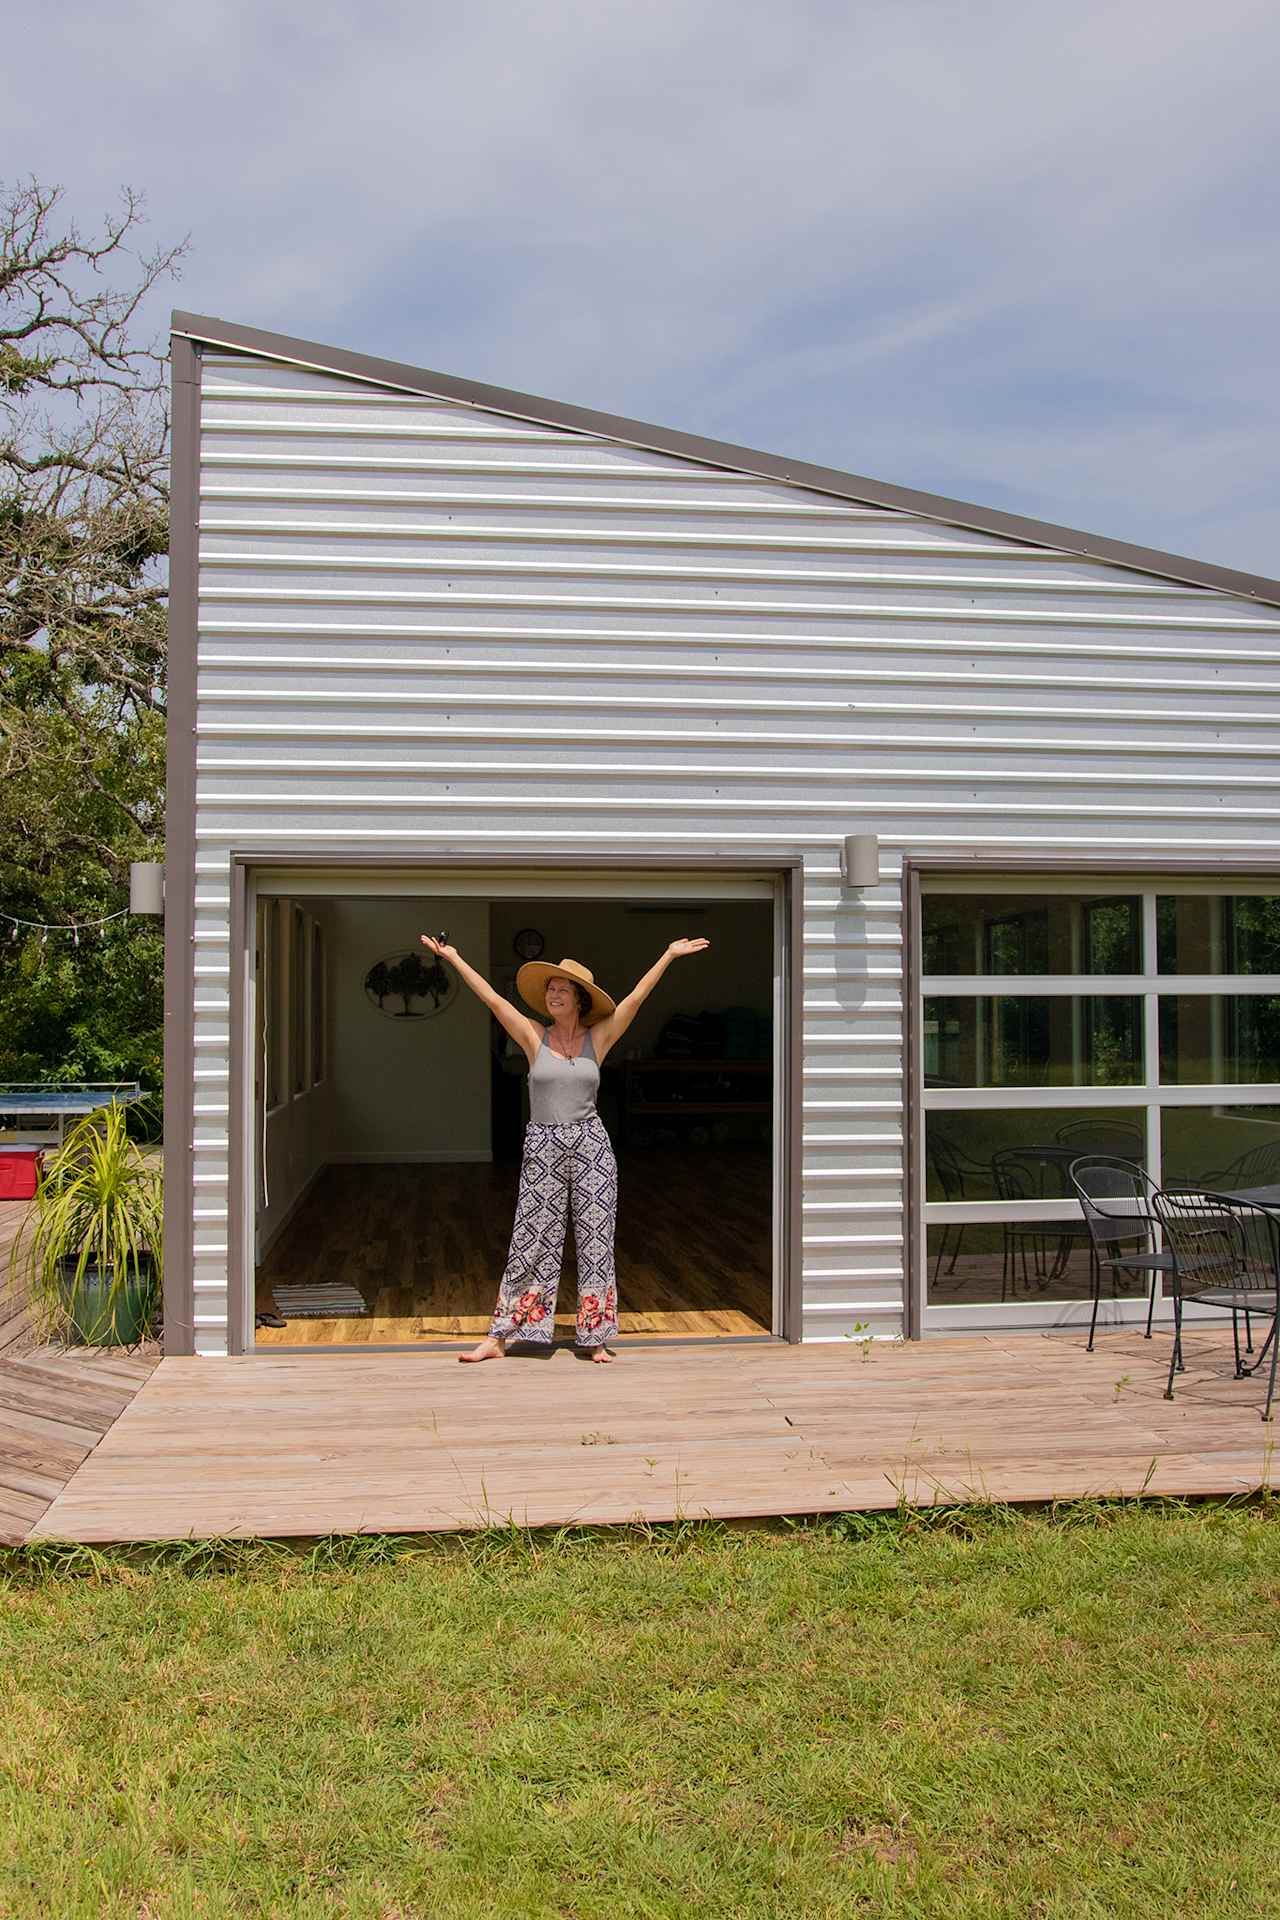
[272,1282,369,1319]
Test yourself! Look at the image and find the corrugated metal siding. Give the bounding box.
[185,350,1280,1352]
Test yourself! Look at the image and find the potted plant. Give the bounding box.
[8,1099,162,1346]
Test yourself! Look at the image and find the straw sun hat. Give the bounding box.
[515,956,616,1025]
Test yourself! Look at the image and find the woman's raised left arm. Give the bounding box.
[592,938,709,1063]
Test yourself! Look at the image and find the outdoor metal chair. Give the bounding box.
[991,1146,1092,1302]
[1151,1189,1280,1423]
[925,1134,993,1288]
[1199,1139,1280,1190]
[1054,1116,1145,1161]
[1068,1155,1173,1351]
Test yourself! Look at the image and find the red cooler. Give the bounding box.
[0,1149,44,1200]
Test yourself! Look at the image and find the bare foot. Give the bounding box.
[589,1345,615,1364]
[459,1334,506,1364]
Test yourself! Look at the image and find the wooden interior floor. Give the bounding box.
[255,1148,772,1345]
[27,1328,1278,1544]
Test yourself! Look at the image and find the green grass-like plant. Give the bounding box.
[8,1098,162,1346]
[2,1504,1279,1917]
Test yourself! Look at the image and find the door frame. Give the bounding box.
[226,851,803,1355]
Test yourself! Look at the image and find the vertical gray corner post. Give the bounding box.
[162,334,200,1356]
[785,862,805,1341]
[226,856,249,1355]
[900,859,924,1340]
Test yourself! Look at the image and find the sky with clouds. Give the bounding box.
[9,0,1278,576]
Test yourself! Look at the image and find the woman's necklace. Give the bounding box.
[549,1028,583,1065]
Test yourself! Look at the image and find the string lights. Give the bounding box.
[3,907,131,943]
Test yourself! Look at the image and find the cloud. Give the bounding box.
[6,0,1278,575]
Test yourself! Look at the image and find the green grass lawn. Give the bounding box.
[2,1504,1279,1918]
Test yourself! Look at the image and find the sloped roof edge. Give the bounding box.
[172,310,1280,611]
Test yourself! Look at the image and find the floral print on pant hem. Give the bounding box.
[490,1118,618,1344]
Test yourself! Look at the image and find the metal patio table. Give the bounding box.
[1200,1182,1280,1418]
[0,1082,142,1148]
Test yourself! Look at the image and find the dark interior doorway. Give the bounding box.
[251,893,776,1346]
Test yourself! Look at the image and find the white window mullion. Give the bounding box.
[1141,891,1159,980]
[1146,1101,1162,1187]
[922,972,1280,997]
[925,1085,1150,1111]
[1142,887,1161,1175]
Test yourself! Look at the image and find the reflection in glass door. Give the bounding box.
[919,882,1280,1327]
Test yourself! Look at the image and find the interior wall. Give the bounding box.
[257,896,338,1258]
[324,896,491,1163]
[488,899,773,1060]
[255,890,768,1270]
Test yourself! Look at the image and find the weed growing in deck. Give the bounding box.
[1,1501,1278,1916]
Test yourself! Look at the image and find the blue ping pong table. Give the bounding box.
[0,1083,143,1149]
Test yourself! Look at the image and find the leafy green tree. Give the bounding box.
[0,180,184,1087]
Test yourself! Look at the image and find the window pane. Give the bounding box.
[291,906,306,1095]
[310,923,324,1085]
[926,1225,1140,1306]
[1160,1105,1280,1188]
[922,894,1140,975]
[1156,895,1280,974]
[926,1110,1146,1202]
[265,900,281,1110]
[1158,996,1280,1084]
[924,998,1142,1087]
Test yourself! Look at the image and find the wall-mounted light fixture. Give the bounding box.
[129,861,165,915]
[840,833,880,890]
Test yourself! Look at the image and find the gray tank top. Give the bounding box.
[528,1026,600,1125]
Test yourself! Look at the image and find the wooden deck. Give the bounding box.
[0,1198,36,1353]
[0,1344,160,1543]
[23,1327,1278,1544]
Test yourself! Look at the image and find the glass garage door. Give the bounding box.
[918,880,1280,1331]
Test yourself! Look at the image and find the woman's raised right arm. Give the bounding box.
[420,935,542,1062]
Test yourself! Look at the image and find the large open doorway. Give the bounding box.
[235,866,789,1350]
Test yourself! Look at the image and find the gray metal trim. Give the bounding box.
[171,308,1280,610]
[162,336,200,1357]
[909,855,1280,874]
[226,857,248,1355]
[785,864,804,1342]
[901,859,923,1341]
[232,851,803,873]
[226,849,803,1353]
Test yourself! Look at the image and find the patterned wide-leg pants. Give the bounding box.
[490,1117,619,1346]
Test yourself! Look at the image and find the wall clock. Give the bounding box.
[513,927,545,960]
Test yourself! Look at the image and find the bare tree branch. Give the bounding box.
[1,177,186,710]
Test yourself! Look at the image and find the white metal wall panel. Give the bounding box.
[185,349,1280,1353]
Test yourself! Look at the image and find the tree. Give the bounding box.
[421,955,450,1007]
[388,952,430,1017]
[0,179,185,1086]
[365,959,392,1010]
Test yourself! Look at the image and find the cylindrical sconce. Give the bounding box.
[840,833,880,889]
[129,861,165,915]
